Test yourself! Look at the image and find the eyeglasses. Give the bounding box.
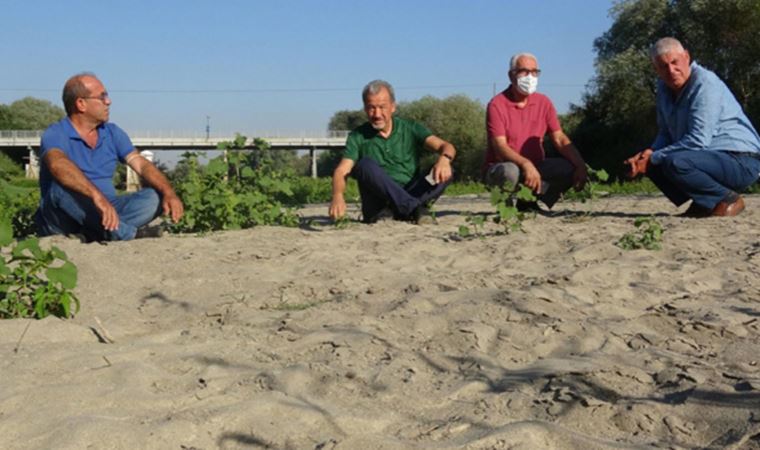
[512,68,542,77]
[82,92,110,102]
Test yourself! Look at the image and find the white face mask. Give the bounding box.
[516,74,538,95]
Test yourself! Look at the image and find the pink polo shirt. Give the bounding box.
[485,88,561,170]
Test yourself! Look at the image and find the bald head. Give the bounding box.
[62,72,98,116]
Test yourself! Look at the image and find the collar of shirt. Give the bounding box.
[64,117,107,148]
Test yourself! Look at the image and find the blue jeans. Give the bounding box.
[36,182,162,241]
[647,150,760,209]
[351,158,451,223]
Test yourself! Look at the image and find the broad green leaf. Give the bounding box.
[46,261,78,289]
[12,238,43,259]
[516,185,537,202]
[0,219,13,246]
[241,166,255,178]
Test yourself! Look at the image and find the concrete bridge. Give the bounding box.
[0,130,349,179]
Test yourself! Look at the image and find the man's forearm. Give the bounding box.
[137,163,177,197]
[332,173,347,199]
[47,153,105,200]
[558,143,586,169]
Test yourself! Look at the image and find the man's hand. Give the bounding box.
[625,149,653,178]
[432,155,453,184]
[162,192,184,223]
[329,194,347,220]
[93,193,119,231]
[573,165,589,191]
[520,160,542,193]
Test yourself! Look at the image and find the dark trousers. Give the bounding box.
[351,158,451,223]
[484,158,575,208]
[647,150,760,209]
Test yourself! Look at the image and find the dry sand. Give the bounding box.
[1,195,760,450]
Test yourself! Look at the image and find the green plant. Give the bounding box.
[0,219,80,319]
[458,213,486,238]
[617,216,663,250]
[457,185,535,238]
[492,185,536,234]
[0,181,39,238]
[564,166,610,203]
[169,134,300,233]
[333,215,354,229]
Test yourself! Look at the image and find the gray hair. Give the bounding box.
[650,37,686,59]
[362,79,395,103]
[62,72,98,116]
[509,53,538,72]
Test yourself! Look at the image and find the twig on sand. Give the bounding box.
[91,316,115,344]
[13,321,32,354]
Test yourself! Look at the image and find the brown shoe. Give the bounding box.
[711,195,745,217]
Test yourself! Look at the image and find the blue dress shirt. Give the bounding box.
[651,62,760,165]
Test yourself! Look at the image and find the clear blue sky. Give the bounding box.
[0,0,614,136]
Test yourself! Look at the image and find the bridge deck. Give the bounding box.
[0,130,348,150]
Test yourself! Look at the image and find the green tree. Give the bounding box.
[328,109,366,131]
[397,95,486,181]
[1,97,65,130]
[0,104,10,129]
[674,0,760,120]
[320,109,366,177]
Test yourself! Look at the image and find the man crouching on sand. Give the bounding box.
[329,80,457,224]
[625,38,760,217]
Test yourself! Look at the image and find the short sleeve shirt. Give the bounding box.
[39,118,134,200]
[485,89,561,168]
[344,116,432,186]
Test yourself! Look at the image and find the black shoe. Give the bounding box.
[678,201,711,218]
[413,205,436,225]
[515,200,540,212]
[135,223,163,239]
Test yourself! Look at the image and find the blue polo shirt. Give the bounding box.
[651,62,760,165]
[39,118,134,200]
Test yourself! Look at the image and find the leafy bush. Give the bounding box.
[0,219,80,319]
[168,135,300,233]
[0,152,24,180]
[0,181,39,238]
[287,176,359,205]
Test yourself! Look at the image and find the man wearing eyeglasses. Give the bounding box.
[35,72,184,241]
[484,53,588,210]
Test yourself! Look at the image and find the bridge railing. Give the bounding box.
[0,130,44,140]
[0,129,350,140]
[1,129,351,180]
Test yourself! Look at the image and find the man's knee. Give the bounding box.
[659,153,697,177]
[485,162,520,188]
[141,188,161,211]
[351,157,381,178]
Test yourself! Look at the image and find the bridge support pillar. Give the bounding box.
[126,150,154,192]
[25,146,39,179]
[310,146,318,179]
